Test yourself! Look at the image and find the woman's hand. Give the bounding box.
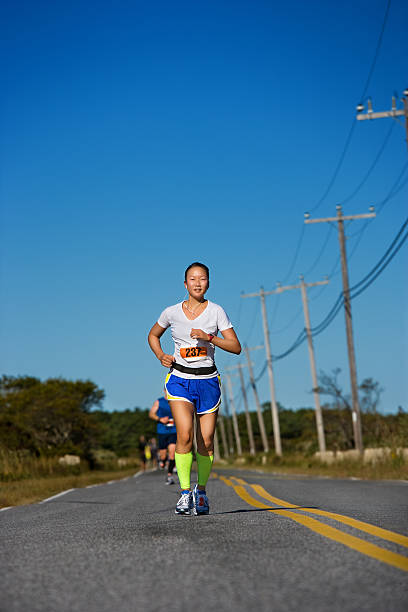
[190,328,210,341]
[159,353,174,368]
[148,323,174,367]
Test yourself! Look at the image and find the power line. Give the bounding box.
[348,216,408,294]
[309,281,330,302]
[302,225,335,277]
[268,292,281,330]
[340,121,395,206]
[347,161,408,240]
[350,229,408,298]
[359,0,392,103]
[270,304,303,335]
[280,225,306,283]
[271,214,408,360]
[309,0,392,214]
[320,161,408,276]
[309,120,357,214]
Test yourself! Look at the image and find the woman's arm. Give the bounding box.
[148,323,174,367]
[190,327,241,355]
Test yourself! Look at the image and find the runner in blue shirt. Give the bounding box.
[149,396,177,485]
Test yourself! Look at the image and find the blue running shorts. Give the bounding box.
[158,432,177,449]
[164,373,221,415]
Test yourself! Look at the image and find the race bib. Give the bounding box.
[180,346,208,362]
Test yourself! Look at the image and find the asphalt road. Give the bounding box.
[1,468,407,612]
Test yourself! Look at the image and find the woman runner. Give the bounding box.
[148,262,241,515]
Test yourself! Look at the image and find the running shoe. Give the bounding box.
[175,491,192,515]
[165,476,175,485]
[192,484,209,515]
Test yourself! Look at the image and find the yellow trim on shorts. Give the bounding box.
[198,395,221,415]
[164,372,192,403]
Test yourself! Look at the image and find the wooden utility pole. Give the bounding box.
[221,384,234,454]
[304,205,376,453]
[217,405,229,459]
[356,91,408,152]
[224,372,242,456]
[226,364,256,456]
[244,345,269,453]
[299,275,327,453]
[263,276,329,452]
[213,430,221,462]
[241,287,282,456]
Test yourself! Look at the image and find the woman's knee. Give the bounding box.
[177,430,193,449]
[197,437,213,455]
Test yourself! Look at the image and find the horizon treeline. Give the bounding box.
[0,375,406,461]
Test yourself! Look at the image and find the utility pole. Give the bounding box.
[226,364,256,456]
[241,287,282,456]
[217,405,229,458]
[213,430,221,462]
[262,276,329,452]
[304,205,376,454]
[224,372,242,456]
[221,384,234,454]
[356,90,408,152]
[244,345,269,453]
[299,275,327,453]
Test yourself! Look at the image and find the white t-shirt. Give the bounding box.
[157,300,233,379]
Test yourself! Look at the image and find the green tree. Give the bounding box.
[0,375,104,458]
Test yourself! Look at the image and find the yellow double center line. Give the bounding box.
[214,473,408,572]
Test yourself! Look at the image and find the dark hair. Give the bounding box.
[184,262,210,282]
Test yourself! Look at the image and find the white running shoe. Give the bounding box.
[175,491,192,515]
[192,484,210,515]
[165,476,175,485]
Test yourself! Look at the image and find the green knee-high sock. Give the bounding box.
[175,452,193,490]
[196,453,214,487]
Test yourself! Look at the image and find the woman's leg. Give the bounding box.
[169,400,194,490]
[196,411,218,491]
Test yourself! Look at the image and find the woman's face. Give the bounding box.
[184,266,209,300]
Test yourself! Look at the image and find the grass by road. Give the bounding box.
[2,452,407,509]
[0,468,142,508]
[224,452,408,480]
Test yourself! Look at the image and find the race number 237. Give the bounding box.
[180,347,207,360]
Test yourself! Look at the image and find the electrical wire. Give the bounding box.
[243,297,260,346]
[309,281,330,302]
[309,120,358,214]
[302,225,335,278]
[350,229,408,299]
[270,304,304,335]
[254,361,268,383]
[308,0,392,214]
[271,214,408,360]
[340,121,395,206]
[268,292,281,330]
[347,161,408,240]
[348,216,408,294]
[280,225,306,283]
[359,0,392,103]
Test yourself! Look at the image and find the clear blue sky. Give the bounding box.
[1,0,407,415]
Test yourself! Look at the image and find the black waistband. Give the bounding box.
[170,362,217,376]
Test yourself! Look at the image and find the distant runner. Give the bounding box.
[149,437,159,469]
[149,396,177,485]
[138,435,150,471]
[148,262,241,515]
